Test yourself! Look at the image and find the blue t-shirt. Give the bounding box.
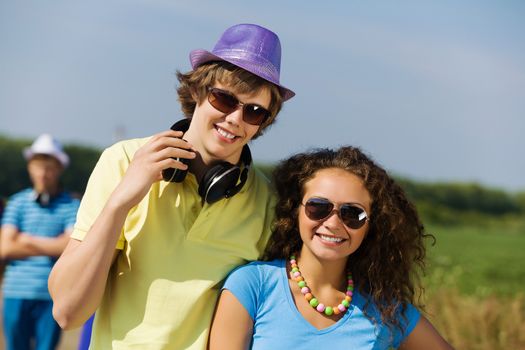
[223,260,420,350]
[1,188,80,300]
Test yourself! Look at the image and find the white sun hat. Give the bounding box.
[23,133,70,168]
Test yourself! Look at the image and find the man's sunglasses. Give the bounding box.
[207,87,271,126]
[302,197,370,230]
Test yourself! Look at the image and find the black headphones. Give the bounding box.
[161,119,252,204]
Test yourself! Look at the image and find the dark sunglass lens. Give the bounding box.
[305,199,333,220]
[243,105,269,125]
[210,89,238,113]
[340,205,366,229]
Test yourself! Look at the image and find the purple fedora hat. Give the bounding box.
[190,23,295,101]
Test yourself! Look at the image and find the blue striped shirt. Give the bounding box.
[1,188,80,300]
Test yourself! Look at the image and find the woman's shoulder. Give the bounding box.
[226,259,284,284]
[350,290,421,346]
[247,259,284,269]
[231,259,284,274]
[353,290,420,328]
[352,290,419,321]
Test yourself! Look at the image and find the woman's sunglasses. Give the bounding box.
[302,197,369,230]
[207,87,271,126]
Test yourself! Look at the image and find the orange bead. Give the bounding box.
[291,263,297,269]
[295,276,304,282]
[305,293,313,301]
[345,296,352,302]
[333,307,341,315]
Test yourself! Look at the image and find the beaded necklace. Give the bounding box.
[289,255,353,316]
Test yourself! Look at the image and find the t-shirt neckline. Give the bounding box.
[278,259,355,334]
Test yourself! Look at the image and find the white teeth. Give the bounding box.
[217,127,235,139]
[318,234,344,243]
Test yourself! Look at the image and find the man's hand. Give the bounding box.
[109,130,196,211]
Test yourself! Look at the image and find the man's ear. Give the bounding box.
[190,87,199,103]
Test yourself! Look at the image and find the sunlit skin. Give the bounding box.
[209,166,454,349]
[298,167,372,266]
[290,168,372,329]
[27,155,64,195]
[183,82,271,166]
[47,82,272,330]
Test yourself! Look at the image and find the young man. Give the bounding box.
[49,23,295,349]
[1,134,80,350]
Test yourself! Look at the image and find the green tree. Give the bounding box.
[0,135,32,198]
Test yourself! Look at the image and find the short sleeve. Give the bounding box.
[222,263,262,320]
[64,198,80,230]
[393,303,421,347]
[1,193,22,228]
[70,142,132,249]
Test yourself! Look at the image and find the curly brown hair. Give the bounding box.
[176,61,283,139]
[263,146,434,332]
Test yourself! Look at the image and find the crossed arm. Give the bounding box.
[0,224,72,260]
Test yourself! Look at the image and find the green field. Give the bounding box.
[424,223,525,297]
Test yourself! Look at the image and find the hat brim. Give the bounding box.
[23,148,70,168]
[190,49,295,101]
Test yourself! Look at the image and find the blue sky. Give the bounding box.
[1,1,524,191]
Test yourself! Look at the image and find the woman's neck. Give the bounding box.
[295,249,348,291]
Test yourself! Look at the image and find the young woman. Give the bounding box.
[209,146,454,349]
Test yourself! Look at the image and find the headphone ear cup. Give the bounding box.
[162,119,191,183]
[162,157,190,182]
[198,163,241,204]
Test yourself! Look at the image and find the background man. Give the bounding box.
[0,133,80,350]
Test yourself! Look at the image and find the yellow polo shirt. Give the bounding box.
[71,137,275,349]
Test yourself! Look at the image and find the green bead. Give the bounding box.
[324,307,334,316]
[347,285,354,291]
[297,280,306,288]
[290,255,296,260]
[291,267,299,273]
[309,298,319,307]
[342,299,350,308]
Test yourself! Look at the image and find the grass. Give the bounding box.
[421,221,525,349]
[426,288,525,350]
[424,223,525,297]
[1,219,522,348]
